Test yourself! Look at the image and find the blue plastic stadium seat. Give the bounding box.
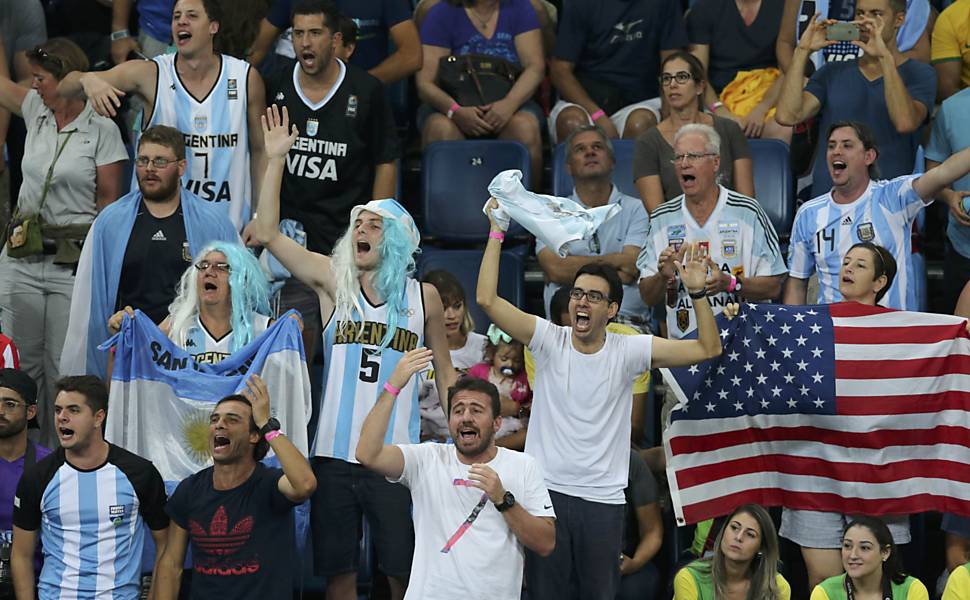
[552,139,637,199]
[749,139,795,241]
[421,141,530,242]
[417,248,524,334]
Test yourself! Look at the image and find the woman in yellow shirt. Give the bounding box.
[810,516,928,600]
[674,504,791,600]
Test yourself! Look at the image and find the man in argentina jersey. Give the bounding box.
[637,124,787,339]
[58,0,267,232]
[263,0,400,364]
[785,121,970,308]
[253,105,456,600]
[11,376,169,600]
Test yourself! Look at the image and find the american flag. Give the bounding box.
[663,302,970,526]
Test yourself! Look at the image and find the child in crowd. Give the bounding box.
[418,270,486,441]
[467,324,532,449]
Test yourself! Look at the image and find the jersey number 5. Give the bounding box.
[359,349,380,383]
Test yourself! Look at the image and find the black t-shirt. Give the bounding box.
[116,201,191,323]
[686,0,785,93]
[166,463,298,599]
[265,60,401,255]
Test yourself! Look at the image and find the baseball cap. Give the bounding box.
[0,369,37,405]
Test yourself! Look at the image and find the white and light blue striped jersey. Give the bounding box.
[183,312,271,365]
[787,175,927,309]
[142,53,252,231]
[637,186,787,338]
[13,445,169,600]
[314,279,426,462]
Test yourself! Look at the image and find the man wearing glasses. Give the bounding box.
[637,123,786,339]
[61,125,238,379]
[535,125,652,332]
[479,198,723,600]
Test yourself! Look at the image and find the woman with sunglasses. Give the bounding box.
[108,242,276,365]
[633,51,754,213]
[0,38,126,442]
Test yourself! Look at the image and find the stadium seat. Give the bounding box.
[749,139,795,241]
[417,247,524,334]
[421,141,530,242]
[552,139,637,199]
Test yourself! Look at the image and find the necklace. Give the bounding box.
[469,3,497,30]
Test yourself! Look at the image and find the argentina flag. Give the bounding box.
[101,310,312,484]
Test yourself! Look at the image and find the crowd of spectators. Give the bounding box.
[2,0,970,598]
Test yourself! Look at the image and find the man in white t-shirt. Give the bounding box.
[477,200,723,600]
[356,349,555,600]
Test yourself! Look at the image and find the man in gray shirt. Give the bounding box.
[536,125,652,330]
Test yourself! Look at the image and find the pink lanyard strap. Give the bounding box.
[440,479,490,553]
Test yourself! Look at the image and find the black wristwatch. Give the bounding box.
[258,417,281,437]
[495,490,516,512]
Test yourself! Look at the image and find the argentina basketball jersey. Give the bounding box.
[143,53,252,231]
[184,313,271,364]
[314,278,426,462]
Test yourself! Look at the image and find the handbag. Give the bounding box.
[437,54,522,107]
[6,129,76,258]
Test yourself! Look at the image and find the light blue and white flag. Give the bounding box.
[485,170,621,257]
[101,310,312,483]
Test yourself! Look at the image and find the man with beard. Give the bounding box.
[0,369,51,596]
[261,0,400,360]
[11,376,169,600]
[61,125,238,380]
[356,352,555,599]
[254,105,453,600]
[152,375,316,599]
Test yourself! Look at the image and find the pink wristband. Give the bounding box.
[589,109,606,122]
[264,430,282,443]
[727,274,738,293]
[447,102,460,119]
[383,382,401,396]
[488,230,505,242]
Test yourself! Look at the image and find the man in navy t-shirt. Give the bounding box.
[775,0,936,196]
[548,0,688,143]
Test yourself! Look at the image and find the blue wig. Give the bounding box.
[168,241,271,352]
[372,217,419,349]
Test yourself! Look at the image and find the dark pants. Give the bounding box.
[616,562,659,600]
[525,490,625,600]
[944,241,970,314]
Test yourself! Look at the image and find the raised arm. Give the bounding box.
[0,39,27,117]
[775,13,830,126]
[476,199,537,345]
[243,374,317,502]
[355,348,435,479]
[914,146,970,202]
[247,68,268,215]
[856,15,926,134]
[109,0,141,65]
[58,60,156,117]
[651,243,722,368]
[252,104,335,295]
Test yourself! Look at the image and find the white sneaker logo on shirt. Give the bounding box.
[152,230,167,241]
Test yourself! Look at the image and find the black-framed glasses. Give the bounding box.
[670,152,717,165]
[135,156,178,169]
[194,260,231,273]
[660,71,694,86]
[568,287,607,304]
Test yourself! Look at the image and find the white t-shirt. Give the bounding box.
[527,318,652,504]
[393,444,555,600]
[419,332,486,439]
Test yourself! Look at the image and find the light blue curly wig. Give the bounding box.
[331,199,420,352]
[168,241,272,352]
